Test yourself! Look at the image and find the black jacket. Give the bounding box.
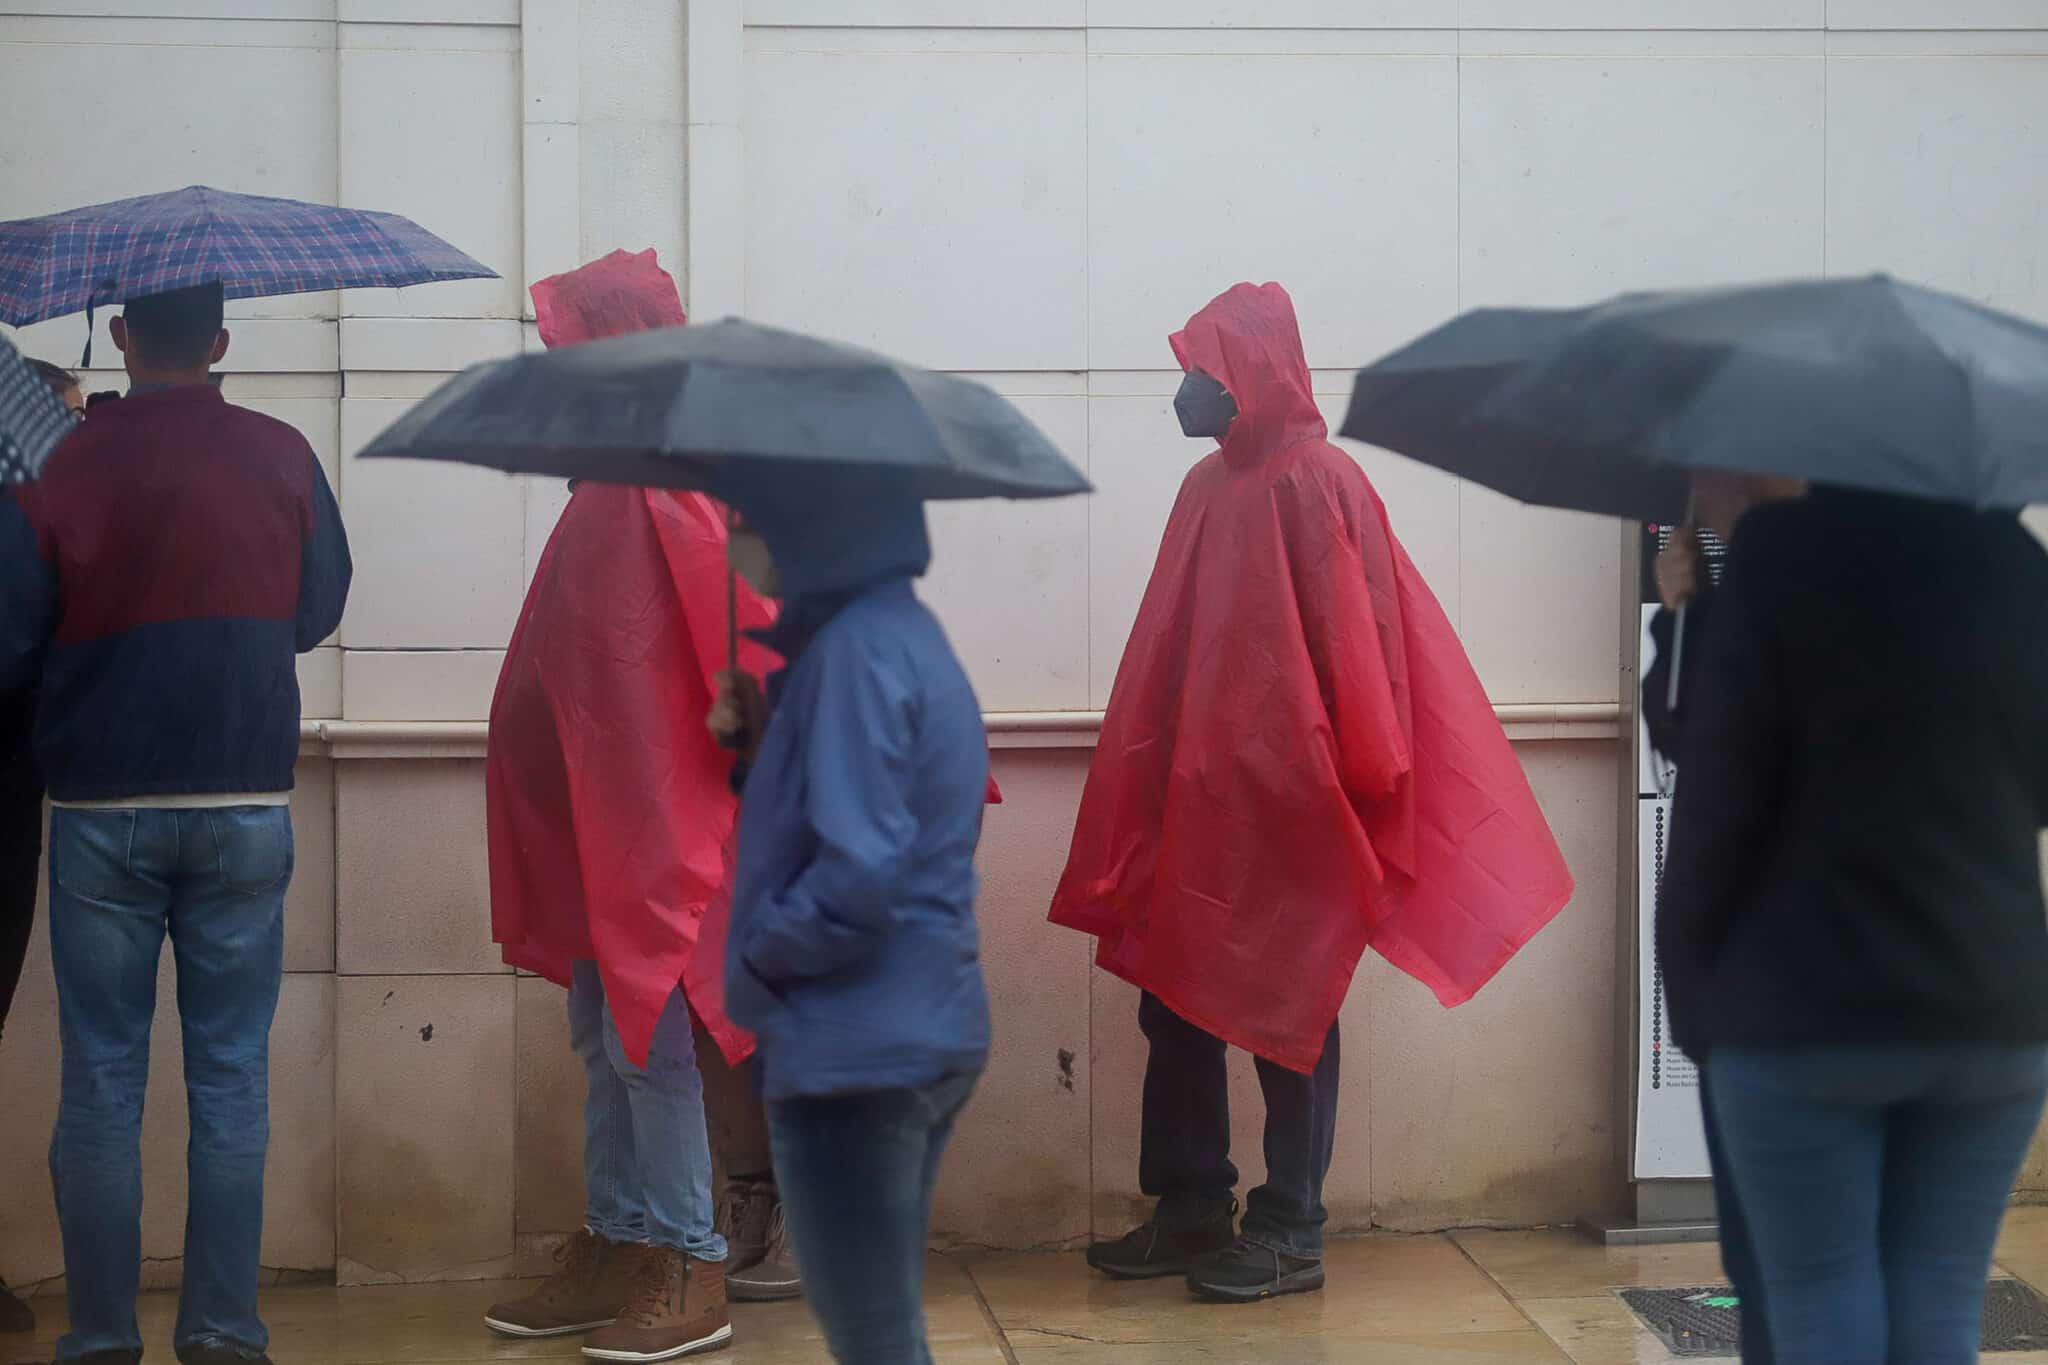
[1643,590,1713,768]
[1658,489,2048,1057]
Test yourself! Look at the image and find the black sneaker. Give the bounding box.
[1186,1236,1325,1303]
[0,1279,32,1333]
[177,1343,274,1365]
[1085,1201,1237,1280]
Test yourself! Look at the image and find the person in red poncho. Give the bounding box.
[481,250,785,1359]
[1052,283,1574,1304]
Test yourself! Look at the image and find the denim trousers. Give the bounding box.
[767,1071,980,1365]
[1707,1042,2048,1365]
[1137,991,1340,1257]
[47,805,292,1363]
[568,960,725,1259]
[1699,1069,1773,1364]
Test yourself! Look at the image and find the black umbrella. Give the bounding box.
[1341,275,2048,526]
[358,317,1091,502]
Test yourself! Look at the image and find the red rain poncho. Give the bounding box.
[1049,283,1574,1073]
[488,250,777,1066]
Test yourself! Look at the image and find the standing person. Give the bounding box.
[1052,283,1573,1303]
[481,250,783,1361]
[1640,472,1804,1365]
[708,473,990,1365]
[1657,486,2048,1365]
[0,357,81,1337]
[0,282,351,1365]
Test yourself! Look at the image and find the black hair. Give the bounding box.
[121,282,225,369]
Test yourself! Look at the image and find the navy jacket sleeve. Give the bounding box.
[0,495,55,695]
[296,458,352,652]
[1655,523,1793,1052]
[741,630,919,982]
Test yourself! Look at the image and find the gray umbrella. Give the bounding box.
[358,317,1090,502]
[1341,275,2048,525]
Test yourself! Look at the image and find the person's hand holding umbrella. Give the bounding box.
[708,670,769,766]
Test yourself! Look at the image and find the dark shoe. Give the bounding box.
[582,1245,732,1361]
[1185,1236,1325,1303]
[1085,1200,1237,1280]
[177,1344,274,1365]
[0,1279,32,1333]
[725,1202,801,1303]
[715,1179,775,1275]
[486,1228,632,1338]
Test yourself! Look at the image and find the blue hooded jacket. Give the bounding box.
[722,475,992,1101]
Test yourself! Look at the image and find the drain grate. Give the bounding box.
[1618,1279,2048,1357]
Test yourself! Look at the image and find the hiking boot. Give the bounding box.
[1185,1236,1325,1303]
[0,1279,32,1333]
[1084,1199,1237,1280]
[485,1228,631,1338]
[726,1202,801,1303]
[715,1179,775,1274]
[582,1244,732,1362]
[178,1344,274,1365]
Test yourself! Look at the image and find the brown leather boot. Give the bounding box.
[484,1229,630,1338]
[581,1244,732,1362]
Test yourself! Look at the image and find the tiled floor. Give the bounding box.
[11,1209,2048,1364]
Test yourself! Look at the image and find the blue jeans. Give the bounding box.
[1699,1069,1773,1364]
[47,806,292,1363]
[1708,1043,2048,1365]
[568,961,724,1259]
[1138,992,1339,1257]
[767,1071,980,1365]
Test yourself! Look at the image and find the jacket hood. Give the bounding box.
[1170,281,1328,465]
[723,469,932,604]
[531,249,686,349]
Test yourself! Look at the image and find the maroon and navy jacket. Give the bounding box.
[0,385,351,801]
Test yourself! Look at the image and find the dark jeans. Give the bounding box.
[767,1071,979,1365]
[48,806,292,1363]
[1138,991,1339,1258]
[693,1015,774,1187]
[1699,1069,1773,1364]
[1708,1043,2048,1365]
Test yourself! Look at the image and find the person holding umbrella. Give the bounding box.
[1056,282,1574,1303]
[1347,274,2048,1363]
[0,281,351,1365]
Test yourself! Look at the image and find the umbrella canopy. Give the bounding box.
[0,335,76,484]
[0,185,496,327]
[1342,275,2048,524]
[359,317,1091,502]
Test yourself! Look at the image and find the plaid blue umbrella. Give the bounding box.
[0,335,77,484]
[0,185,497,328]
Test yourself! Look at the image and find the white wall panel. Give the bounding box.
[337,29,523,320]
[742,36,1087,369]
[1827,57,2048,320]
[1460,54,1825,308]
[1828,1,2048,27]
[337,398,525,651]
[923,394,1091,712]
[1087,46,1458,372]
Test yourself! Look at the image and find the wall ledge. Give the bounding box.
[299,703,1621,759]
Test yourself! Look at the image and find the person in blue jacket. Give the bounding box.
[707,470,990,1365]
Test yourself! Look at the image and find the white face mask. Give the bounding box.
[727,527,781,599]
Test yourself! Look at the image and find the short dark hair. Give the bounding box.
[28,357,77,394]
[121,282,225,369]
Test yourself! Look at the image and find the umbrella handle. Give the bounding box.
[720,508,745,753]
[1662,488,1700,717]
